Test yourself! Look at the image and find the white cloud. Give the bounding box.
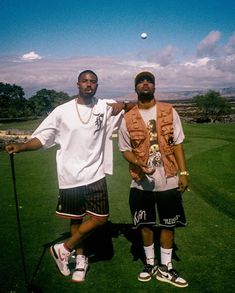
[224,32,235,55]
[184,57,212,67]
[197,31,221,57]
[1,31,235,98]
[141,45,176,67]
[21,51,42,61]
[213,54,235,73]
[117,60,160,69]
[154,45,175,67]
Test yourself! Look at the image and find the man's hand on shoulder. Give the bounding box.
[107,102,125,116]
[107,101,136,116]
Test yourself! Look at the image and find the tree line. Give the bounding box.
[0,82,232,122]
[0,82,71,119]
[192,90,232,122]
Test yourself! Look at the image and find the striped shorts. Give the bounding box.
[56,177,109,219]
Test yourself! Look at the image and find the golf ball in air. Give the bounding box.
[141,32,147,39]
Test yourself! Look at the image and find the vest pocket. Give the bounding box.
[130,130,146,148]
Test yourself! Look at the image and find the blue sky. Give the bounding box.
[0,0,235,98]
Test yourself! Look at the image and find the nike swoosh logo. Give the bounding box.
[159,270,170,278]
[58,249,65,261]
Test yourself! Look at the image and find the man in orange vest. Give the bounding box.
[118,71,189,288]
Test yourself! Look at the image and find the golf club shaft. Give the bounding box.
[10,153,28,285]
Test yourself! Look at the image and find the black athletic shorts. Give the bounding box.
[129,187,186,229]
[56,177,109,219]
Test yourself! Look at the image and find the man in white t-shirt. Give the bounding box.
[5,70,126,283]
[118,71,189,288]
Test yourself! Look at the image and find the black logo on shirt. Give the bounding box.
[94,113,104,133]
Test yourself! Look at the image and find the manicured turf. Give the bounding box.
[0,122,235,292]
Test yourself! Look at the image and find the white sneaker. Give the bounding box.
[50,243,71,276]
[157,263,188,288]
[138,264,158,282]
[72,255,88,283]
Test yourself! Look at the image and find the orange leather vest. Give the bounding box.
[124,102,178,178]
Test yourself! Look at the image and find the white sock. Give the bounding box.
[144,243,155,265]
[76,254,86,264]
[160,247,172,268]
[76,254,86,260]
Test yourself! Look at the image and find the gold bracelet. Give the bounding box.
[179,171,189,176]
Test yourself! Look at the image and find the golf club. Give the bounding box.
[10,153,42,293]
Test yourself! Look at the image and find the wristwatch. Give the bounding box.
[123,100,130,111]
[179,171,189,176]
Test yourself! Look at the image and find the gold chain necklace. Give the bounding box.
[75,98,94,124]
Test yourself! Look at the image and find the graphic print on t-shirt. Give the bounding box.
[94,113,104,133]
[147,119,162,168]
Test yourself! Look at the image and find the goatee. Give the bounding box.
[138,93,154,102]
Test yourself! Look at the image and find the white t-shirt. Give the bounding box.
[118,105,185,191]
[32,98,123,189]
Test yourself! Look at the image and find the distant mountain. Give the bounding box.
[220,87,235,96]
[114,87,235,101]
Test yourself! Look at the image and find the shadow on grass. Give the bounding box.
[15,221,180,292]
[32,221,180,282]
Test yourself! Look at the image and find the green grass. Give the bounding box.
[183,123,235,219]
[0,118,44,131]
[0,123,235,292]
